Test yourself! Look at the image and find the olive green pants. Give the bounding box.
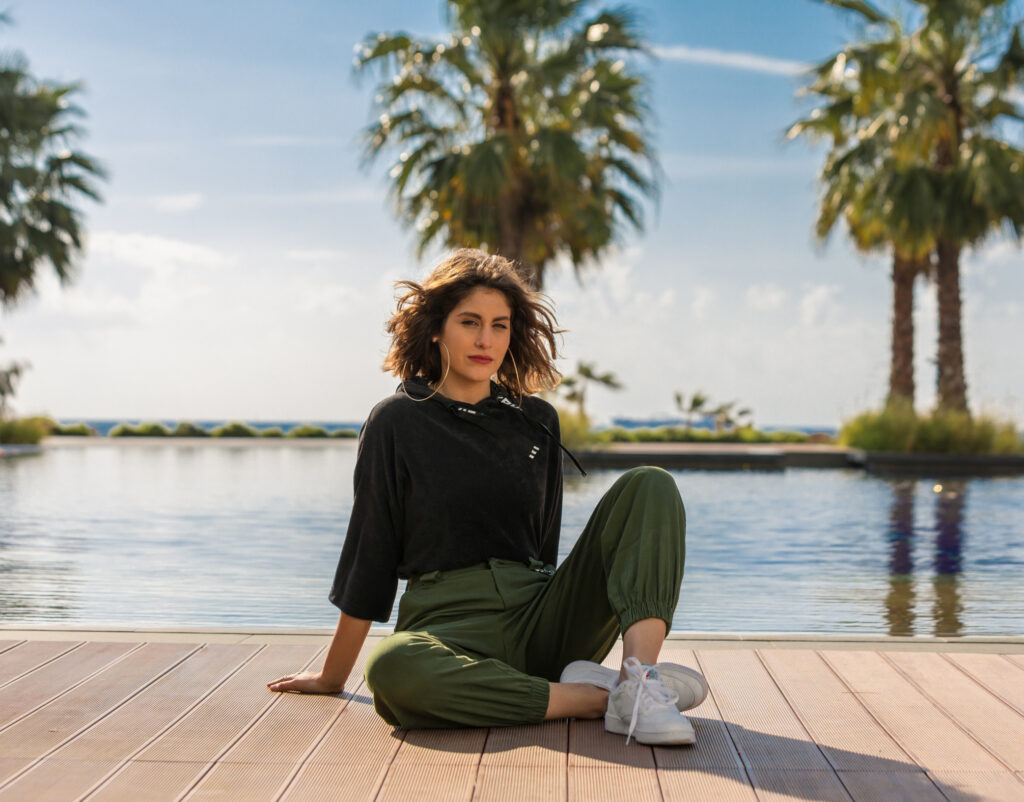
[363,466,686,729]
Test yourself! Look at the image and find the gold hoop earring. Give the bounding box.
[506,347,523,404]
[401,340,450,402]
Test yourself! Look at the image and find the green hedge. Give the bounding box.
[840,403,1022,454]
[110,422,170,437]
[286,424,328,438]
[0,417,49,445]
[172,422,210,437]
[210,422,258,437]
[329,428,358,438]
[52,422,97,436]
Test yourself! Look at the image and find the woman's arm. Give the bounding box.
[267,612,372,694]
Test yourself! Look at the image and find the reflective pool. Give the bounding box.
[2,443,1022,636]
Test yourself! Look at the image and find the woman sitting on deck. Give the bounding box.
[268,248,707,745]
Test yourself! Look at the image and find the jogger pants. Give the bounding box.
[363,466,686,729]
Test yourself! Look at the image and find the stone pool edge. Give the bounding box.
[2,625,1023,652]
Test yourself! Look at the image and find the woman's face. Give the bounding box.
[435,287,512,401]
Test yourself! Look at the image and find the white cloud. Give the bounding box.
[285,249,352,262]
[799,284,840,327]
[87,231,234,281]
[653,44,809,77]
[746,283,787,311]
[690,286,715,321]
[151,192,204,213]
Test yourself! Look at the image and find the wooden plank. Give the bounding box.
[569,766,663,802]
[568,717,654,769]
[83,760,209,802]
[658,768,755,802]
[0,758,121,801]
[92,645,321,801]
[482,720,566,767]
[930,770,1024,801]
[376,762,478,802]
[186,652,355,800]
[837,770,947,801]
[0,644,258,800]
[283,761,396,802]
[280,679,401,800]
[757,650,918,771]
[0,641,137,730]
[944,653,1024,716]
[186,761,300,802]
[0,642,194,772]
[745,768,852,801]
[474,764,564,802]
[821,651,1007,775]
[393,727,488,765]
[695,650,839,773]
[885,650,1024,771]
[0,641,79,685]
[652,650,749,773]
[1005,654,1024,672]
[0,640,24,656]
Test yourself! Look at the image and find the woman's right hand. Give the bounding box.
[267,670,343,695]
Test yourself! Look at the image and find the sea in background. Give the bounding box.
[62,419,839,438]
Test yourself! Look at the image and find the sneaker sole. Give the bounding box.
[605,711,696,745]
[560,660,710,712]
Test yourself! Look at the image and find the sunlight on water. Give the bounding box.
[2,443,1022,635]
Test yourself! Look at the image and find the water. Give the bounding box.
[2,443,1022,636]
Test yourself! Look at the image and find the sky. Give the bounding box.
[1,0,1022,428]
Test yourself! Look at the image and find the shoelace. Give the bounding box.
[620,657,680,744]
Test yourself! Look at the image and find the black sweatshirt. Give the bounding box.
[328,375,581,622]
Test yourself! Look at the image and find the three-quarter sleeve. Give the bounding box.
[537,408,563,568]
[328,407,404,622]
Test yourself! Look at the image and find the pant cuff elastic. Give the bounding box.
[618,602,675,635]
[525,675,550,723]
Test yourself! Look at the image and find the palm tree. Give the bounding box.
[557,359,622,418]
[0,15,105,411]
[793,0,1024,413]
[353,0,658,289]
[673,390,709,431]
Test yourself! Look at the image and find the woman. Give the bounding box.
[268,249,707,745]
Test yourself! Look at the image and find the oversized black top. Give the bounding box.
[328,375,571,622]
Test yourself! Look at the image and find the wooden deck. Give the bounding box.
[1,635,1023,801]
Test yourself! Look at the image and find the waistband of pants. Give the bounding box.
[406,557,553,589]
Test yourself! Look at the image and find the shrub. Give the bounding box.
[211,422,257,437]
[109,422,169,437]
[840,403,1022,454]
[258,427,284,437]
[839,403,917,452]
[0,417,48,444]
[286,424,329,438]
[555,407,593,449]
[171,421,210,437]
[329,428,358,438]
[51,422,97,436]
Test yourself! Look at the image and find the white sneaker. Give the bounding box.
[603,657,696,745]
[560,658,709,711]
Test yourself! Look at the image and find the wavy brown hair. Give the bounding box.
[383,249,564,398]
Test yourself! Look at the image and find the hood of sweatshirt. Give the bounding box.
[397,375,586,475]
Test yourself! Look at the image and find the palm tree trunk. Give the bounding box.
[887,252,916,407]
[935,239,968,412]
